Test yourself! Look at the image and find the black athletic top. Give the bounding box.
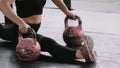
[15,0,46,18]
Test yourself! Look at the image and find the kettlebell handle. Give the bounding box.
[64,15,82,28]
[19,28,37,41]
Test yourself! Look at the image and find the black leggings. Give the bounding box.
[0,23,76,60]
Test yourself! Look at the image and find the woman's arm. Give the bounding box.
[0,0,24,25]
[0,0,29,33]
[52,0,75,19]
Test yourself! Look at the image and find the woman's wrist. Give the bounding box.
[17,19,26,26]
[64,10,70,15]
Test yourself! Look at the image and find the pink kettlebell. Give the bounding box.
[16,28,41,62]
[63,16,84,46]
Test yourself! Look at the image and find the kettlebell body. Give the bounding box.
[16,28,41,62]
[63,16,84,46]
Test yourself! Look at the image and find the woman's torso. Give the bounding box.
[15,0,46,24]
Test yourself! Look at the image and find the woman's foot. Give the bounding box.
[76,35,96,63]
[82,35,96,63]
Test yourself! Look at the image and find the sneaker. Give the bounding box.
[80,34,96,63]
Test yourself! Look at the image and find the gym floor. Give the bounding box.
[0,0,120,68]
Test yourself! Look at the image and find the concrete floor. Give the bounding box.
[0,0,120,68]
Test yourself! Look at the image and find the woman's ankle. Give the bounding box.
[75,50,84,59]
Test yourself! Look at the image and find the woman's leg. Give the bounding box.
[0,23,18,43]
[27,23,85,60]
[36,34,77,60]
[35,31,95,62]
[0,22,40,43]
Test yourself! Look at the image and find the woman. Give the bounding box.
[0,0,95,62]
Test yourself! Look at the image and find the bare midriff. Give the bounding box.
[22,15,42,24]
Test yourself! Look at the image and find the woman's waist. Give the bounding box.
[22,15,42,24]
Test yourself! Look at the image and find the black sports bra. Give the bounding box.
[15,0,46,18]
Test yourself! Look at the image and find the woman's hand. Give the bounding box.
[66,11,76,20]
[52,0,76,20]
[19,23,30,34]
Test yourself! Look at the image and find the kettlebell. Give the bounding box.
[16,28,41,62]
[63,16,84,46]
